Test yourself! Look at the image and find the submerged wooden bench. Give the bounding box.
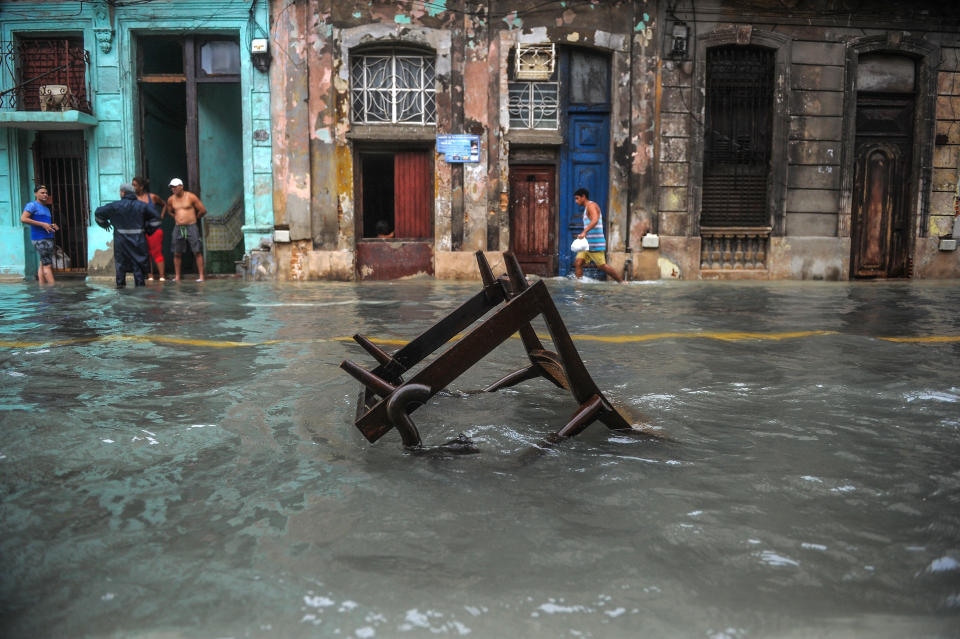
[340,251,644,451]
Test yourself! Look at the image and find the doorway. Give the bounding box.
[355,149,434,280]
[558,49,610,277]
[137,36,244,276]
[31,131,89,277]
[850,53,916,279]
[509,165,556,276]
[851,94,914,278]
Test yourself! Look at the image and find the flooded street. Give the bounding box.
[1,277,959,638]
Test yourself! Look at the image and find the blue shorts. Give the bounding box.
[32,239,55,266]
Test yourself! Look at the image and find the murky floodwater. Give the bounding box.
[1,277,959,638]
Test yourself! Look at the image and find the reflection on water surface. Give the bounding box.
[1,278,959,638]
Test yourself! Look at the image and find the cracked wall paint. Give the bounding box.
[424,0,447,18]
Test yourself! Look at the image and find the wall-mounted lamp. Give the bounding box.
[670,21,689,59]
[251,38,271,72]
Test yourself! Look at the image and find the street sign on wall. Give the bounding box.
[436,134,480,163]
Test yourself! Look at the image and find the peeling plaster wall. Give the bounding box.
[271,0,313,239]
[659,0,960,280]
[267,0,960,281]
[489,2,643,272]
[269,0,651,280]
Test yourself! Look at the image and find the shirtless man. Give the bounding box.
[162,178,207,282]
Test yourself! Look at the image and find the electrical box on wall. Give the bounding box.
[641,233,660,249]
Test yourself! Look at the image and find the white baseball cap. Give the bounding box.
[169,178,184,187]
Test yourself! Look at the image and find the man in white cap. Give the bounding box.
[162,177,207,282]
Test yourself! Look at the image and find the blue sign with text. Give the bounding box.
[436,134,480,163]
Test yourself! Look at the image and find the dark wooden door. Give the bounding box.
[851,95,913,278]
[509,165,556,276]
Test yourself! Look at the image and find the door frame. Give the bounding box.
[31,130,90,276]
[559,112,610,276]
[353,144,435,280]
[839,36,939,278]
[557,47,612,277]
[136,35,243,273]
[509,163,557,276]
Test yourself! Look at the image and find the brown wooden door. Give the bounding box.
[851,95,913,278]
[509,165,556,276]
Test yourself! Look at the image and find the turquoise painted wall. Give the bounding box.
[0,0,274,277]
[198,83,243,218]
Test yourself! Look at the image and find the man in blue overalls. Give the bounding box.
[94,183,162,288]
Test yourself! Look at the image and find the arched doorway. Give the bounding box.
[850,53,917,278]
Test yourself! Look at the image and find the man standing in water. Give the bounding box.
[94,183,162,288]
[21,184,59,284]
[163,178,207,282]
[573,188,623,283]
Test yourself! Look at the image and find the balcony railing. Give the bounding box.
[700,227,771,271]
[0,39,93,113]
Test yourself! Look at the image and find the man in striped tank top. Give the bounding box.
[573,188,623,283]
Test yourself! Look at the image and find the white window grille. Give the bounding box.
[351,52,436,125]
[508,81,559,129]
[515,43,555,80]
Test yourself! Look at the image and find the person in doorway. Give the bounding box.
[573,188,623,283]
[163,178,207,282]
[375,220,395,239]
[21,184,59,284]
[132,176,166,281]
[94,183,162,288]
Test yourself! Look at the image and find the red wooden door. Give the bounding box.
[394,151,432,238]
[509,165,556,276]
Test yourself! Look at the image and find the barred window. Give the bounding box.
[351,51,436,125]
[508,81,559,129]
[701,45,775,227]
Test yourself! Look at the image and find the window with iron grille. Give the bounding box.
[508,81,559,129]
[508,43,558,129]
[8,37,91,113]
[701,45,774,227]
[351,50,436,125]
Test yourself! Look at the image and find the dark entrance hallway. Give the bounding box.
[137,36,244,276]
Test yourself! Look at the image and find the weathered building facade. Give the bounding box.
[0,0,274,279]
[270,0,960,281]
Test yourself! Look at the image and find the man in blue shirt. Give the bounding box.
[94,184,162,288]
[20,184,59,284]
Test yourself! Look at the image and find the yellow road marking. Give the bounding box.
[2,330,959,349]
[879,336,960,343]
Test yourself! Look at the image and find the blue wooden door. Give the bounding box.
[559,113,609,276]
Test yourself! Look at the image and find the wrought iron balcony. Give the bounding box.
[0,39,93,114]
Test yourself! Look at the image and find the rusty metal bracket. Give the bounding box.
[340,251,644,451]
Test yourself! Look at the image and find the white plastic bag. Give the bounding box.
[570,237,589,252]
